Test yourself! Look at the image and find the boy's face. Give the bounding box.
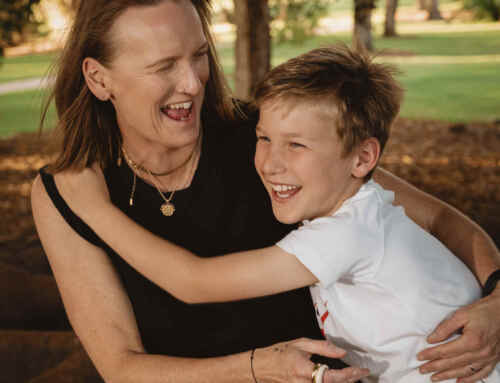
[255,98,362,224]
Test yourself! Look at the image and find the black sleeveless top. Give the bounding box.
[40,113,326,358]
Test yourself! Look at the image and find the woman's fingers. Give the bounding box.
[458,363,496,383]
[255,338,365,383]
[323,367,370,383]
[425,309,468,344]
[418,294,500,379]
[292,338,346,359]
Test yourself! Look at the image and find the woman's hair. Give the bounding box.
[42,0,234,173]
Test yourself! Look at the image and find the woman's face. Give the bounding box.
[106,0,209,152]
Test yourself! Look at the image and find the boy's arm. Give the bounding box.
[77,191,317,304]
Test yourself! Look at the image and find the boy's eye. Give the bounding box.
[290,142,306,149]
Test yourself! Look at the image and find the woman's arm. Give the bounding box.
[34,172,365,383]
[374,168,500,282]
[374,168,500,382]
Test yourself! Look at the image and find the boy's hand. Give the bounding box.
[417,288,500,382]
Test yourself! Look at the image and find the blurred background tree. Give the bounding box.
[269,0,331,43]
[463,0,500,19]
[0,0,42,57]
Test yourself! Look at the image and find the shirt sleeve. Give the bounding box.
[276,213,383,289]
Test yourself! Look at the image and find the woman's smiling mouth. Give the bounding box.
[161,101,193,121]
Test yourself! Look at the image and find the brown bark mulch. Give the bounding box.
[0,118,499,382]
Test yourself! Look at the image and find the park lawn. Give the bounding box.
[1,21,500,137]
[398,62,500,122]
[2,59,497,138]
[0,52,57,84]
[0,90,56,137]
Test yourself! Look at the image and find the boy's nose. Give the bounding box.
[260,147,286,175]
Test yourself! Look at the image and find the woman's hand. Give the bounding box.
[55,164,110,219]
[417,288,500,382]
[253,338,370,383]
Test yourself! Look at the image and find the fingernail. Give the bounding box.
[329,344,345,352]
[427,333,438,343]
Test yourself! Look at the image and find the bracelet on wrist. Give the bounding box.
[482,269,500,297]
[250,349,258,383]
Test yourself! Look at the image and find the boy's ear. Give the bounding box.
[82,57,113,101]
[351,137,380,179]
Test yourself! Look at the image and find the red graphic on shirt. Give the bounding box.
[314,299,330,338]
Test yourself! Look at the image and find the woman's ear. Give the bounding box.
[351,137,380,179]
[82,58,112,101]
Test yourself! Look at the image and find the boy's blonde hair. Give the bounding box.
[255,45,403,178]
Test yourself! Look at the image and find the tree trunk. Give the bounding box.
[427,0,443,19]
[233,0,271,100]
[384,0,399,37]
[353,0,375,52]
[417,0,426,10]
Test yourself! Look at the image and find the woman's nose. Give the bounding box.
[177,63,203,95]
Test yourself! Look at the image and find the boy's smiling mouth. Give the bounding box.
[270,183,301,200]
[161,101,193,121]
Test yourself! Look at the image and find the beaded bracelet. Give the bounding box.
[482,269,500,297]
[250,349,258,383]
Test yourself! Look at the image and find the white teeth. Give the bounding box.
[271,184,298,192]
[166,101,193,110]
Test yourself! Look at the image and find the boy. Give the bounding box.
[66,45,497,382]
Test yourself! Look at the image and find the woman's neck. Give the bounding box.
[121,134,202,191]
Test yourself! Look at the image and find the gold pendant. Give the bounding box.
[160,202,175,216]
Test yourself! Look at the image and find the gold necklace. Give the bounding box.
[122,146,195,177]
[146,143,199,216]
[121,144,197,210]
[146,169,177,216]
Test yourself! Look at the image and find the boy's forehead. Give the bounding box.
[260,97,339,124]
[259,97,341,140]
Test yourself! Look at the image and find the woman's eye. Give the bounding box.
[257,136,270,143]
[195,50,209,59]
[158,63,174,73]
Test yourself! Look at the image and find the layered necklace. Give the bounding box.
[121,137,201,216]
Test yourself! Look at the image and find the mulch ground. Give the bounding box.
[1,118,499,250]
[0,118,499,382]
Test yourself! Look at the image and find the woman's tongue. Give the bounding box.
[164,107,191,121]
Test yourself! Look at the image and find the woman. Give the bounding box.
[31,0,500,382]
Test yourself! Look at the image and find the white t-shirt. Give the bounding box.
[277,180,499,383]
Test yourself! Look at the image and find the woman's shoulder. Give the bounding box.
[32,167,107,248]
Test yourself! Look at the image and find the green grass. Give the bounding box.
[1,20,500,137]
[0,52,57,83]
[0,90,56,137]
[398,62,500,122]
